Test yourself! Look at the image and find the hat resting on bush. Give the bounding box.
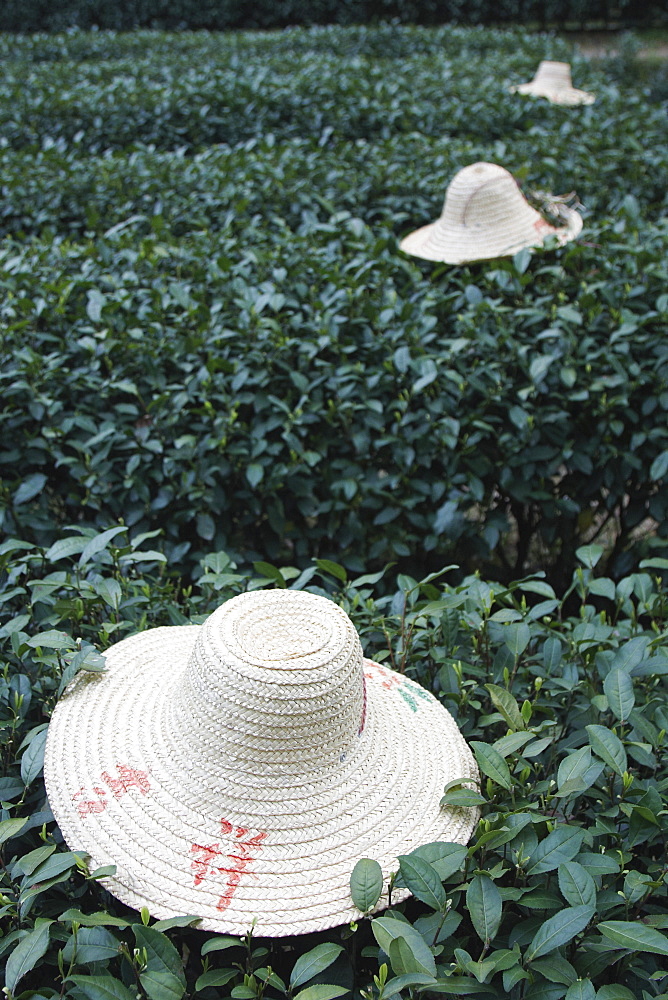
[510,60,596,106]
[399,161,583,265]
[44,589,479,936]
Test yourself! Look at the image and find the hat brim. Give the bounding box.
[399,202,582,265]
[510,83,596,106]
[44,625,479,936]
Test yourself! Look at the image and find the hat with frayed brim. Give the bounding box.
[399,161,583,265]
[44,590,479,936]
[510,60,596,106]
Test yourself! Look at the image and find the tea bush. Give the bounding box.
[3,531,668,997]
[0,0,662,34]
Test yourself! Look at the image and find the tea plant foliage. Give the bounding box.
[0,26,666,588]
[2,534,668,995]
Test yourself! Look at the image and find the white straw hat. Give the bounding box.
[510,60,596,106]
[44,590,479,936]
[399,162,583,265]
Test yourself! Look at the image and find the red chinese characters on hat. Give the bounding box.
[72,764,150,818]
[190,818,267,912]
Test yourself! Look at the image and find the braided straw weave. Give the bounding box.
[44,590,479,936]
[510,60,596,106]
[399,162,583,265]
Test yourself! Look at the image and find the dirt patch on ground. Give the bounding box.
[567,30,668,59]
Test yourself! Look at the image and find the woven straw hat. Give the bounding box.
[399,162,583,265]
[510,60,596,106]
[44,590,479,936]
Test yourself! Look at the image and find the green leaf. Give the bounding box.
[466,874,502,944]
[603,667,635,723]
[526,905,594,961]
[79,525,128,566]
[60,908,130,927]
[470,741,512,790]
[597,921,668,956]
[576,544,604,569]
[246,463,264,487]
[253,561,287,588]
[290,943,344,989]
[350,857,383,913]
[557,862,596,909]
[564,980,595,1000]
[485,683,526,731]
[0,816,28,845]
[45,535,89,561]
[650,450,668,481]
[398,855,447,911]
[586,724,627,777]
[404,843,468,881]
[315,558,347,582]
[68,975,135,1000]
[20,728,48,785]
[371,916,436,977]
[529,955,577,986]
[26,629,75,650]
[151,915,201,931]
[13,472,47,506]
[133,925,185,999]
[6,919,53,993]
[293,986,348,1000]
[527,827,585,876]
[388,935,429,978]
[201,935,245,956]
[195,969,239,990]
[140,969,187,1000]
[503,622,531,657]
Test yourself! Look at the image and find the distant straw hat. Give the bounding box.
[400,162,582,265]
[510,60,596,106]
[44,590,479,936]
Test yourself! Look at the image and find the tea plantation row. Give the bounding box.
[1,26,667,587]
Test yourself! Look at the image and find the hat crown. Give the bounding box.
[168,590,366,774]
[441,162,529,231]
[533,60,573,89]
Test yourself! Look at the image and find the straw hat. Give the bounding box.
[510,60,596,106]
[399,162,583,265]
[44,590,479,936]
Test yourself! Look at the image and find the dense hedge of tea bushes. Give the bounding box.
[0,0,663,32]
[3,537,668,996]
[1,25,666,588]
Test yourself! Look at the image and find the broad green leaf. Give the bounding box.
[603,667,635,722]
[466,874,502,944]
[290,943,344,989]
[26,629,75,650]
[16,843,56,876]
[79,525,128,566]
[201,935,245,956]
[315,559,347,582]
[576,544,604,569]
[195,969,239,989]
[6,919,53,993]
[67,976,135,1000]
[586,724,627,777]
[0,816,28,845]
[398,855,447,911]
[60,908,130,927]
[597,921,668,956]
[62,926,121,964]
[293,986,348,1000]
[388,935,430,978]
[133,924,185,998]
[470,741,512,790]
[526,905,594,961]
[20,728,48,785]
[371,916,436,977]
[529,955,577,986]
[426,978,497,994]
[252,561,287,588]
[151,915,201,931]
[527,827,585,876]
[558,862,596,909]
[485,683,526,731]
[350,857,383,913]
[564,980,595,1000]
[404,843,467,881]
[13,472,47,506]
[503,622,531,657]
[45,535,89,561]
[140,969,187,1000]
